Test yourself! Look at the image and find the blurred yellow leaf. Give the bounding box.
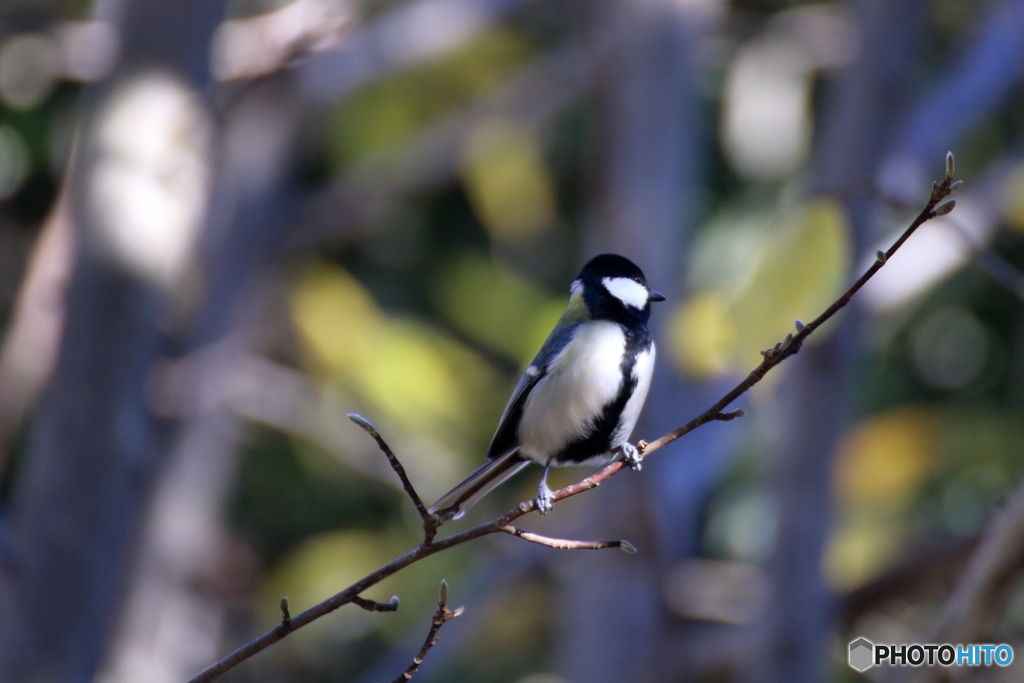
[291,264,379,371]
[291,262,496,438]
[825,408,937,589]
[670,292,736,378]
[824,519,900,590]
[264,529,474,642]
[1003,160,1024,232]
[674,198,851,377]
[729,199,850,363]
[330,29,533,166]
[262,530,398,636]
[433,254,564,364]
[834,408,936,506]
[462,118,557,241]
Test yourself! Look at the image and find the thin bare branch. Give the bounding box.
[392,580,463,683]
[347,413,438,541]
[352,594,401,613]
[632,155,960,464]
[942,215,1024,301]
[184,156,959,683]
[500,525,636,552]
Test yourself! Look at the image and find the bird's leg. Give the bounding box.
[535,462,553,515]
[618,443,642,472]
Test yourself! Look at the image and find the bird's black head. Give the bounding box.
[573,253,665,324]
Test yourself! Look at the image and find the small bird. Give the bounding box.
[429,253,665,519]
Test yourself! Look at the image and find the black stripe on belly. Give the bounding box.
[551,327,651,465]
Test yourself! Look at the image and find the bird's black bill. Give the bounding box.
[649,290,666,302]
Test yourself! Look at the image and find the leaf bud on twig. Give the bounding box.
[933,199,957,217]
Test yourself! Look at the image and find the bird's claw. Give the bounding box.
[535,482,553,515]
[620,443,642,472]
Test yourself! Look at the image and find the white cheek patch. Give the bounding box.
[602,277,649,309]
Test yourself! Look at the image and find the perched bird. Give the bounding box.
[429,253,665,519]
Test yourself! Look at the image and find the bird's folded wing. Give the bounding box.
[487,321,579,457]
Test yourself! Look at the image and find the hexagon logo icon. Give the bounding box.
[849,637,875,672]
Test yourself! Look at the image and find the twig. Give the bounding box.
[500,525,636,552]
[352,594,400,613]
[347,414,439,542]
[943,216,1024,301]
[391,580,464,683]
[184,154,959,683]
[632,153,959,463]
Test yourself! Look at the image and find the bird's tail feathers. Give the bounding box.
[429,450,529,519]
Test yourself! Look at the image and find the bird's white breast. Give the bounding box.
[518,321,626,462]
[613,344,655,447]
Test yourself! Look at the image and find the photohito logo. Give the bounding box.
[848,637,1013,672]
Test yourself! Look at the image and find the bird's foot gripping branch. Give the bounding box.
[185,154,960,683]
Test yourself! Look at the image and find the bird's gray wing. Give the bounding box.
[486,320,580,458]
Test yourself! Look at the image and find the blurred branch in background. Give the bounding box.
[297,43,590,249]
[298,0,521,102]
[0,186,72,469]
[211,0,354,81]
[902,475,1024,683]
[878,0,1024,200]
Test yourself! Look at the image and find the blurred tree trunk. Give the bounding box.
[0,1,223,681]
[553,1,710,681]
[98,76,304,683]
[749,1,930,682]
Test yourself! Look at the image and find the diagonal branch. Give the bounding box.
[347,413,437,540]
[184,154,959,683]
[391,579,464,683]
[500,525,636,552]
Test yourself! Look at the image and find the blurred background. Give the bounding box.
[1,0,1024,682]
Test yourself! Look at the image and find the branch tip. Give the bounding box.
[438,579,448,606]
[346,413,379,437]
[946,151,955,182]
[617,540,638,554]
[348,413,432,528]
